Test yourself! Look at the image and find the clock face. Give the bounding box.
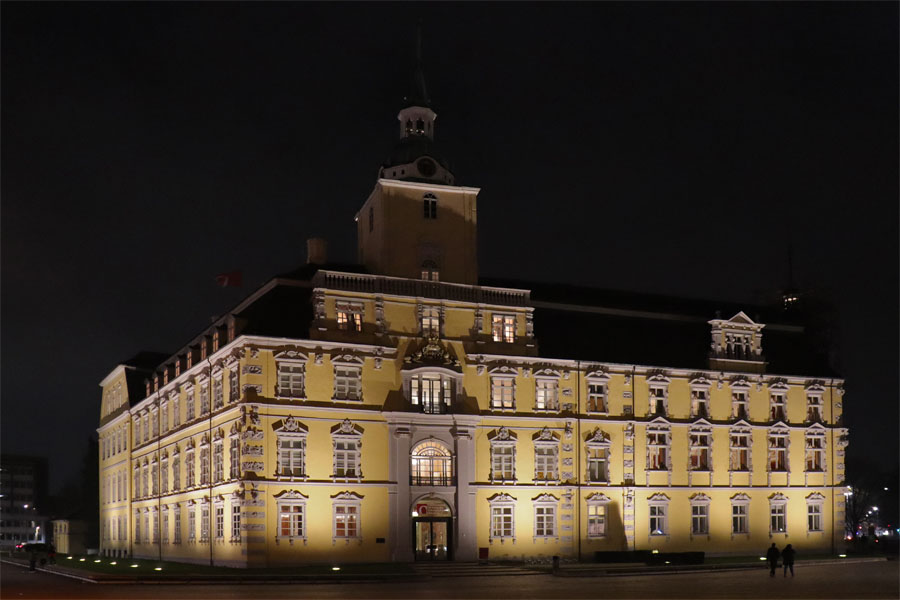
[417,158,437,177]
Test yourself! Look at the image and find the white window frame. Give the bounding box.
[769,384,788,421]
[408,370,456,414]
[533,436,559,482]
[534,376,559,412]
[806,388,825,422]
[769,493,788,535]
[229,435,241,480]
[805,426,827,472]
[213,440,224,483]
[199,381,210,416]
[231,500,242,542]
[410,439,454,486]
[648,494,669,536]
[806,493,825,533]
[333,364,362,401]
[214,501,225,540]
[490,428,517,483]
[173,504,182,544]
[185,386,195,422]
[690,494,711,536]
[185,449,195,488]
[277,360,306,399]
[187,505,196,542]
[228,368,239,404]
[491,314,516,343]
[199,443,210,485]
[690,379,712,418]
[586,379,609,414]
[335,301,364,332]
[488,493,516,543]
[585,429,611,483]
[160,457,169,494]
[768,427,789,472]
[332,421,362,480]
[213,375,224,410]
[172,454,181,491]
[731,494,750,535]
[490,374,516,410]
[420,305,441,336]
[732,387,750,419]
[533,494,558,540]
[586,493,611,538]
[200,502,210,543]
[729,426,752,471]
[689,426,712,472]
[647,424,670,471]
[277,431,307,479]
[647,376,669,416]
[332,492,362,542]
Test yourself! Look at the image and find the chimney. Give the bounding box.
[307,237,328,265]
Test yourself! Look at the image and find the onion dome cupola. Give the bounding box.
[380,30,455,186]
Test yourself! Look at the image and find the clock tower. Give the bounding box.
[357,36,479,285]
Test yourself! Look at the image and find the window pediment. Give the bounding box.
[274,489,308,500]
[647,493,670,503]
[769,492,789,502]
[689,493,711,505]
[730,493,751,503]
[331,418,362,437]
[275,415,308,435]
[585,492,611,504]
[274,349,309,362]
[533,427,559,444]
[532,493,559,503]
[487,492,516,504]
[331,491,364,501]
[585,428,611,447]
[489,426,516,442]
[332,353,364,366]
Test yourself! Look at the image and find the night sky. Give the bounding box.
[2,3,897,493]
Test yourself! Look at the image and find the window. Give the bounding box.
[730,429,751,471]
[172,456,181,491]
[199,384,210,415]
[648,495,669,535]
[279,500,305,539]
[490,376,515,410]
[199,445,210,485]
[333,425,362,479]
[144,512,151,544]
[649,385,667,416]
[805,430,825,472]
[369,205,374,233]
[423,193,437,219]
[200,504,210,542]
[186,389,195,421]
[215,504,225,540]
[151,411,158,439]
[491,314,516,343]
[231,502,241,542]
[691,388,709,418]
[185,450,195,487]
[770,391,787,421]
[229,436,241,479]
[334,366,362,401]
[161,402,168,434]
[133,465,140,498]
[213,377,224,410]
[278,362,305,398]
[278,436,306,477]
[490,430,516,482]
[142,464,149,497]
[807,391,824,422]
[690,495,710,535]
[807,494,825,532]
[336,302,363,332]
[584,428,611,483]
[173,397,181,427]
[229,369,239,404]
[647,427,669,471]
[333,495,361,539]
[411,440,453,486]
[689,429,712,471]
[770,495,788,534]
[174,505,182,544]
[768,430,788,471]
[732,389,749,419]
[160,459,168,493]
[731,495,750,534]
[420,306,441,335]
[409,372,454,414]
[213,441,224,483]
[586,495,609,538]
[421,260,439,281]
[489,494,515,541]
[534,497,557,538]
[187,506,196,542]
[534,442,558,482]
[534,378,558,411]
[134,510,141,544]
[587,381,608,413]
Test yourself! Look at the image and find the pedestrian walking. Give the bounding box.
[765,542,780,577]
[782,544,796,577]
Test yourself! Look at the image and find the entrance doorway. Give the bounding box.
[412,497,453,561]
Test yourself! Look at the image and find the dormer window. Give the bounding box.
[423,193,437,219]
[708,312,765,372]
[492,314,516,343]
[421,260,439,282]
[336,301,363,332]
[420,305,441,335]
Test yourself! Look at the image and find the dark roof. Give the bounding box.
[382,135,451,172]
[121,351,169,370]
[482,276,838,378]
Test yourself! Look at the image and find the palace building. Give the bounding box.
[97,62,849,566]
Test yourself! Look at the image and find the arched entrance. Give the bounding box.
[411,497,452,561]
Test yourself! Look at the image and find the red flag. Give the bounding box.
[215,270,242,288]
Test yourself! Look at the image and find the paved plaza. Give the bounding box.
[2,559,897,599]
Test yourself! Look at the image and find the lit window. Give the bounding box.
[421,260,440,281]
[336,302,363,332]
[534,497,557,538]
[410,440,453,486]
[423,193,437,219]
[769,495,788,534]
[533,441,558,482]
[277,362,305,398]
[409,372,454,414]
[648,495,669,535]
[489,494,515,541]
[420,306,441,335]
[492,314,516,343]
[689,429,712,471]
[333,494,361,539]
[586,495,609,538]
[587,381,608,413]
[215,504,225,540]
[334,366,362,401]
[491,376,515,410]
[731,495,750,534]
[279,501,305,539]
[729,429,751,471]
[534,378,558,411]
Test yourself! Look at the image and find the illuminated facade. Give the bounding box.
[98,72,848,566]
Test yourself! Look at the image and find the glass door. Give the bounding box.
[414,519,451,561]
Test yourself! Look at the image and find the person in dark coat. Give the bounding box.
[782,544,796,577]
[765,542,780,577]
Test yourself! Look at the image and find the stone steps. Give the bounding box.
[411,561,543,577]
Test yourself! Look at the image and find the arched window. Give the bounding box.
[423,193,438,219]
[411,440,453,486]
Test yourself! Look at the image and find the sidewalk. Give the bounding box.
[1,555,888,585]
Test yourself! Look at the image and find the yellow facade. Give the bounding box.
[98,82,847,566]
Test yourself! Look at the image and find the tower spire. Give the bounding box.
[406,20,431,108]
